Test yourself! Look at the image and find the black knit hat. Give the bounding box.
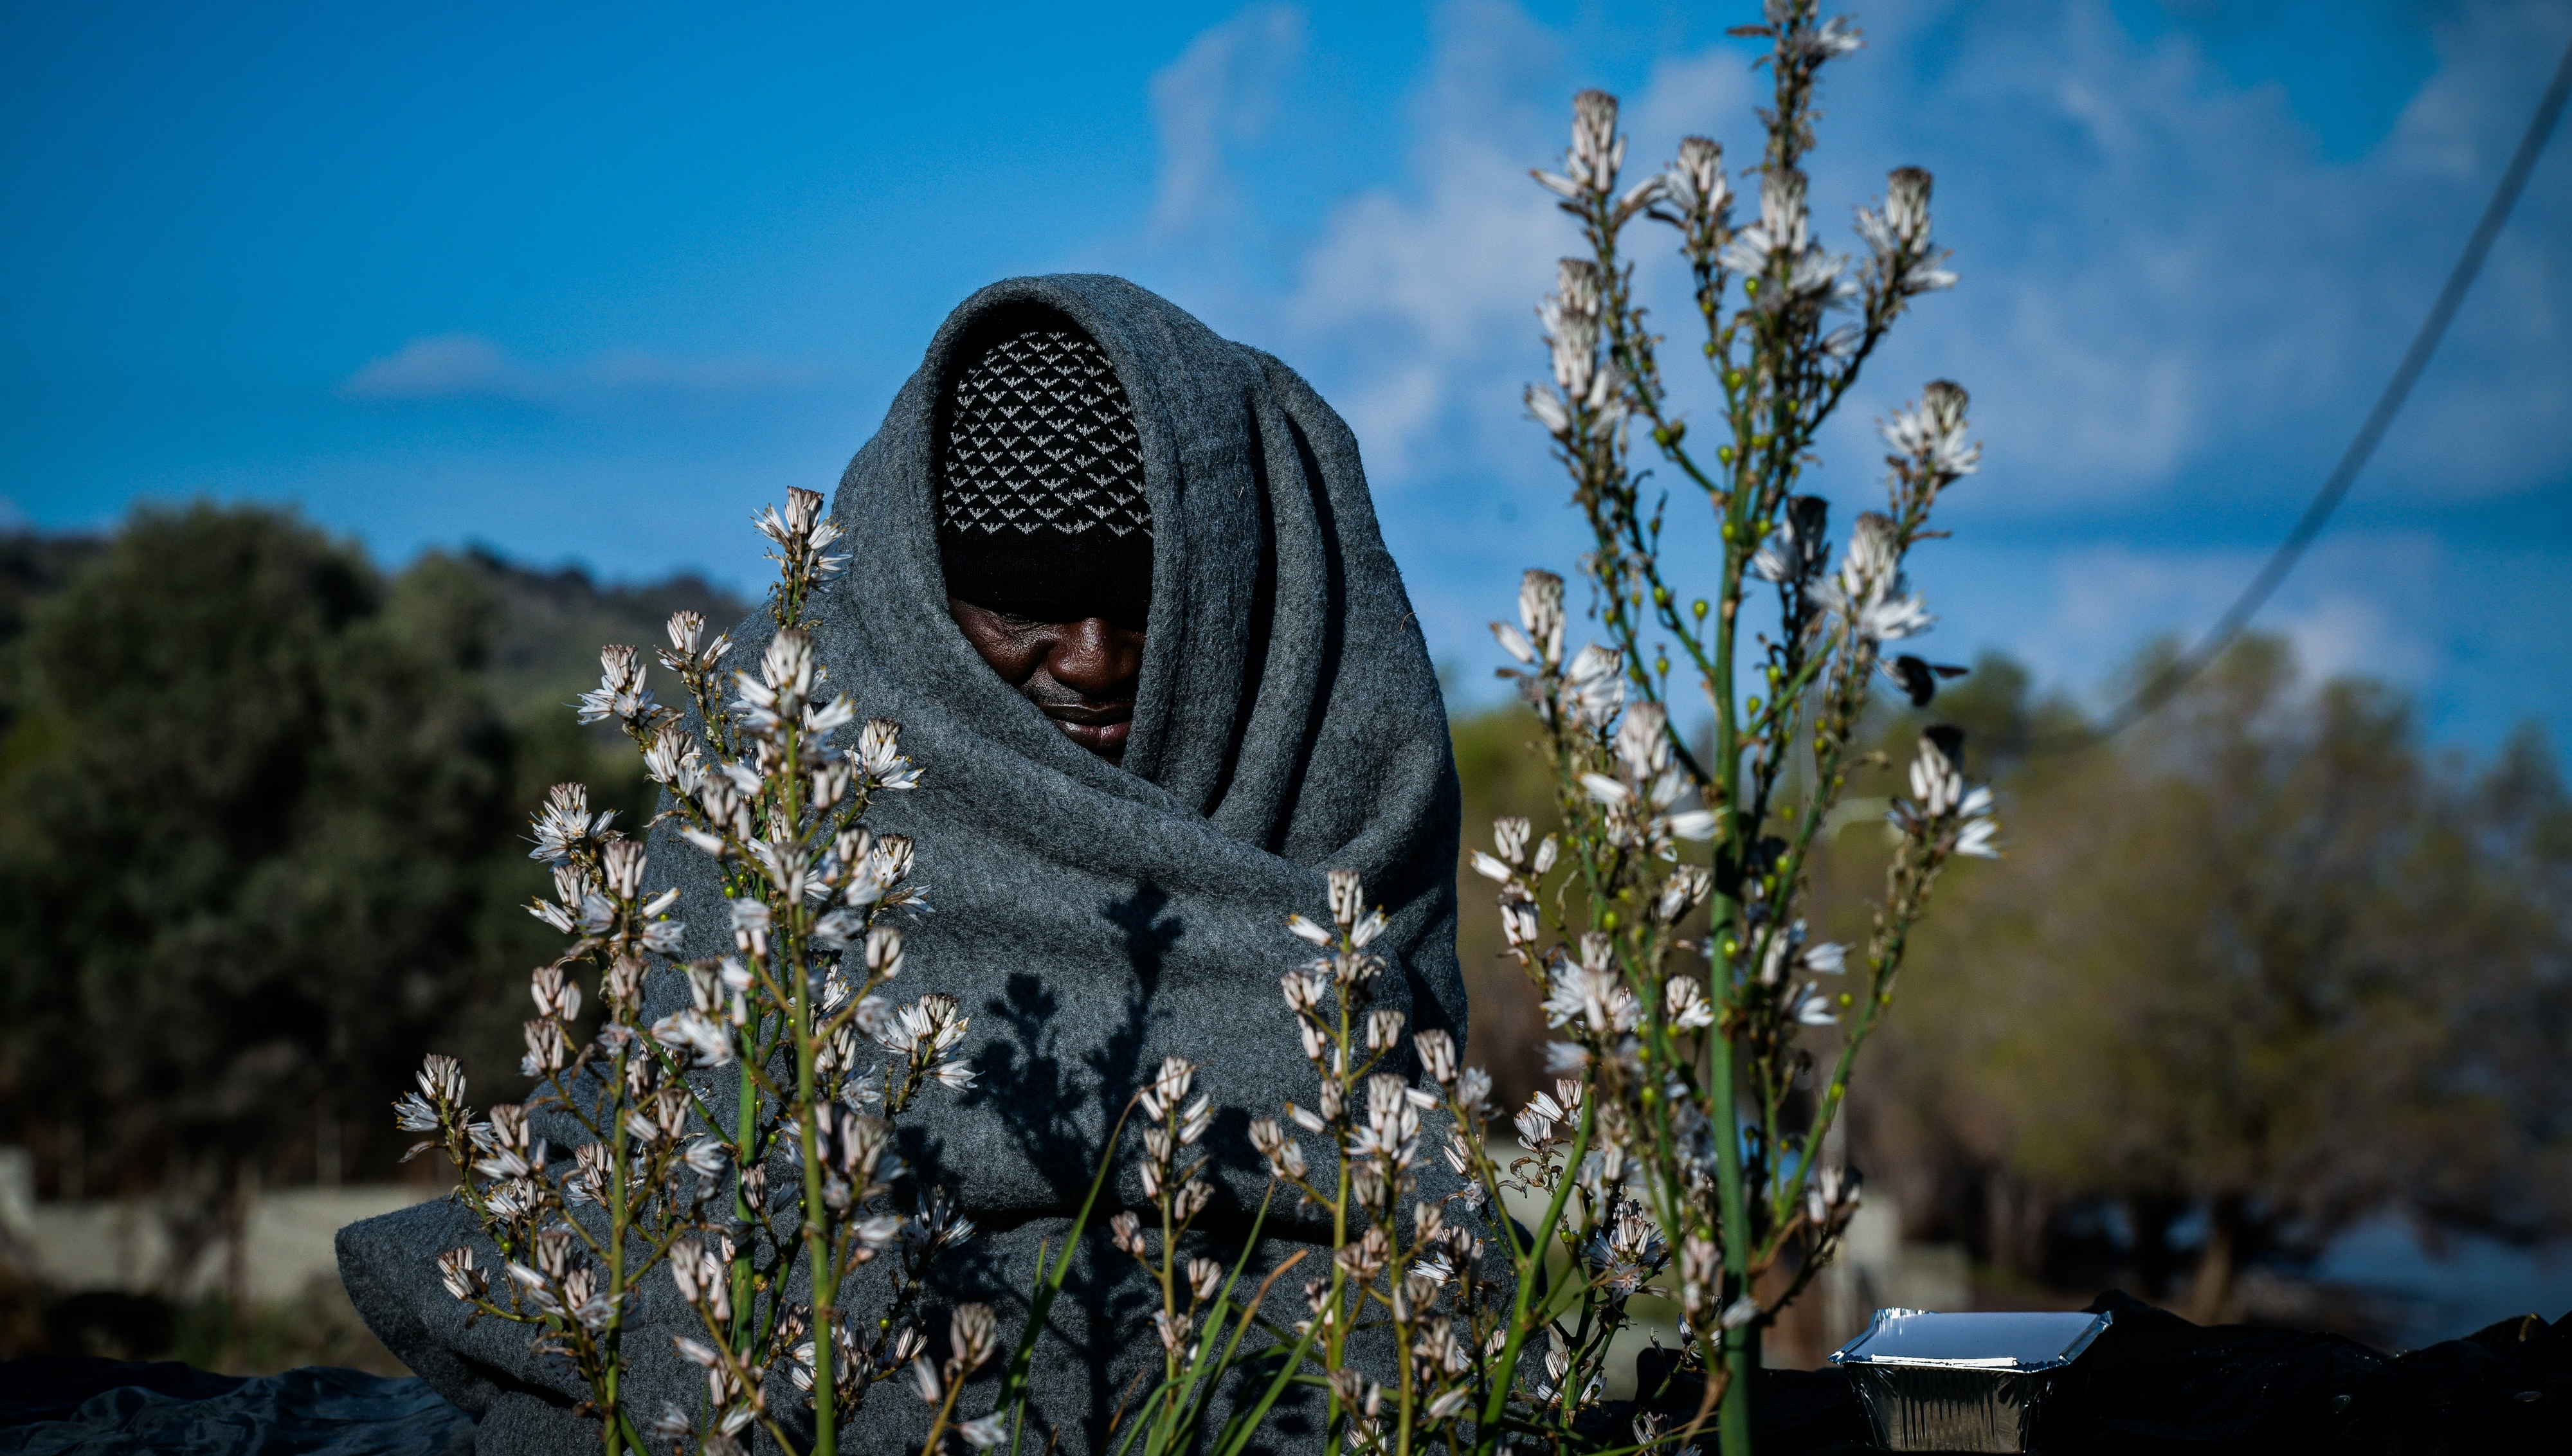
[937,307,1153,622]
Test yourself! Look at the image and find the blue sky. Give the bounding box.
[4,1,2567,749]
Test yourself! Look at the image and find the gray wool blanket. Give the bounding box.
[339,275,1468,1455]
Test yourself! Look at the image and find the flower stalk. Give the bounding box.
[396,487,971,1456]
[1502,6,1995,1449]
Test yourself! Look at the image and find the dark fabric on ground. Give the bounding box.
[2034,1291,2379,1452]
[0,1364,471,1455]
[2333,1303,2572,1455]
[338,273,1469,1455]
[8,1291,2569,1452]
[1637,1290,2572,1454]
[0,1365,245,1429]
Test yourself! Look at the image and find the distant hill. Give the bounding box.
[0,528,754,735]
[446,546,754,723]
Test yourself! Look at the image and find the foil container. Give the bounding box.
[1827,1308,2112,1453]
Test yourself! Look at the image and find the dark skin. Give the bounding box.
[946,597,1147,762]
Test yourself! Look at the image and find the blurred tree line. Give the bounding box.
[9,504,2566,1332]
[0,505,742,1299]
[1451,640,2572,1324]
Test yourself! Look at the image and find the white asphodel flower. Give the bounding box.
[651,1007,736,1067]
[1955,816,2000,859]
[1659,135,1729,228]
[1719,168,1854,312]
[1562,643,1625,729]
[856,718,923,791]
[1538,258,1604,398]
[1768,0,1863,62]
[1533,89,1626,201]
[1665,975,1716,1030]
[1656,864,1712,924]
[575,644,655,726]
[1890,732,2002,858]
[1665,808,1718,841]
[527,782,615,865]
[1953,784,2001,859]
[1910,739,1964,816]
[1520,570,1566,663]
[1616,701,1673,780]
[1881,381,1980,481]
[754,486,849,580]
[1541,955,1639,1036]
[1861,594,1935,642]
[1818,511,1934,642]
[1523,382,1572,440]
[1856,166,1955,294]
[1787,984,1840,1028]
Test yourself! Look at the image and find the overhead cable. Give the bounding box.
[2031,33,2572,754]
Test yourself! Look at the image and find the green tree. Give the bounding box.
[1449,706,1568,1108]
[1847,637,2572,1318]
[0,506,566,1299]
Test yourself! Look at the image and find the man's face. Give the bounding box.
[946,598,1146,762]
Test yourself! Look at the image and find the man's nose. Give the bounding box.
[1049,618,1142,698]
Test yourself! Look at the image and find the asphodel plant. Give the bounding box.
[396,487,977,1456]
[384,11,2000,1454]
[1487,3,2000,1448]
[966,12,2007,1454]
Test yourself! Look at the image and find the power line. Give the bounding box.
[2031,32,2572,755]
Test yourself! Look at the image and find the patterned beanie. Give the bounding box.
[937,308,1153,621]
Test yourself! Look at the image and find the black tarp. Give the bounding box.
[1638,1291,2572,1454]
[0,1362,470,1455]
[5,1291,2565,1453]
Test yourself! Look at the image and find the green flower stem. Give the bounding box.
[604,1038,630,1456]
[1473,1093,1593,1450]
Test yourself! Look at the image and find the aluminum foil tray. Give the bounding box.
[1827,1308,2112,1453]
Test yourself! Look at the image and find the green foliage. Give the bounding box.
[0,531,105,741]
[1449,706,1566,1108]
[1836,637,2572,1317]
[1453,639,2572,1326]
[0,507,747,1244]
[0,507,517,1212]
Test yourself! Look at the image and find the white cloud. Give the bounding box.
[1810,0,2572,512]
[1130,0,2572,741]
[1148,5,1308,238]
[1240,0,2572,514]
[584,352,811,395]
[1282,1,1609,477]
[339,334,531,401]
[1912,530,2452,723]
[338,335,811,406]
[2269,589,2433,687]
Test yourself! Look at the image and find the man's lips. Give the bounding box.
[1041,703,1133,753]
[1055,719,1132,752]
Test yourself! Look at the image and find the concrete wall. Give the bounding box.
[1816,1197,1973,1349]
[0,1147,439,1301]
